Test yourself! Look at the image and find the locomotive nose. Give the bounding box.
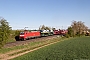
[20,35,24,37]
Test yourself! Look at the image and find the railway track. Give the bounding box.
[4,35,59,48]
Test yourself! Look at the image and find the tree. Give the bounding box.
[45,26,51,30]
[0,17,11,48]
[39,25,46,30]
[14,30,22,41]
[88,29,90,32]
[71,21,78,37]
[52,28,56,31]
[67,27,73,37]
[14,30,21,36]
[39,25,51,30]
[71,20,88,37]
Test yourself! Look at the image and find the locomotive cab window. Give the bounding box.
[20,32,24,34]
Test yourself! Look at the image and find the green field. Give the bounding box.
[12,37,90,60]
[0,37,61,54]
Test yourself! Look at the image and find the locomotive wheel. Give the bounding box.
[15,36,20,41]
[22,38,26,41]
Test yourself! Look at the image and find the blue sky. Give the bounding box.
[0,0,90,30]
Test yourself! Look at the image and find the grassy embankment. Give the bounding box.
[0,37,60,53]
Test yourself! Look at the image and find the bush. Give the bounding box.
[65,33,70,38]
[14,30,21,36]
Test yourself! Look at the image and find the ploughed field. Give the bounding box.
[13,37,90,60]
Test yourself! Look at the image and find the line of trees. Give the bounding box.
[39,25,51,30]
[39,25,56,31]
[66,20,89,38]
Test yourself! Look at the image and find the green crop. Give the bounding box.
[12,37,90,60]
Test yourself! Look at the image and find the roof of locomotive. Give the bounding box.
[24,30,40,32]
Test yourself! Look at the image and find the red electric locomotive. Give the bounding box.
[19,30,41,40]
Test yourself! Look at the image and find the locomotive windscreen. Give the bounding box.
[20,32,24,34]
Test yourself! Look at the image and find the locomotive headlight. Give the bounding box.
[20,35,24,36]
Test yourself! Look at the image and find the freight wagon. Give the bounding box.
[53,29,68,36]
[40,30,53,37]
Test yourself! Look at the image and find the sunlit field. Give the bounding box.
[13,37,90,60]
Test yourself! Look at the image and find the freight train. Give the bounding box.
[15,29,68,41]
